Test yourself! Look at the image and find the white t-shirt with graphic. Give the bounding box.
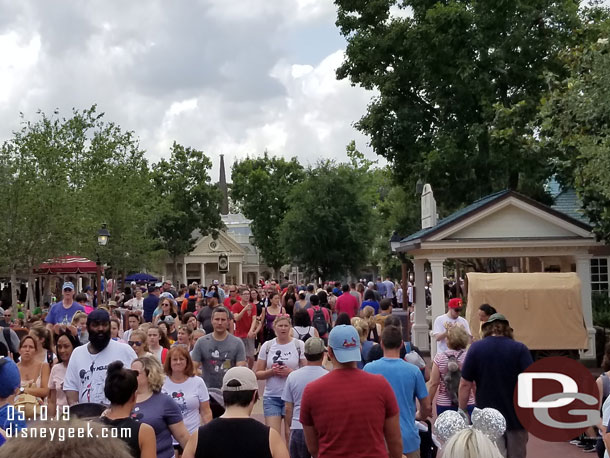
[63,339,137,405]
[432,314,471,353]
[162,376,209,436]
[260,338,306,397]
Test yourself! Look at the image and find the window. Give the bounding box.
[591,258,609,294]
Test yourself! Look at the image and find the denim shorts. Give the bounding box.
[263,396,285,417]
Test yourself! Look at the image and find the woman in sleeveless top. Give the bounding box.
[261,292,285,342]
[17,335,50,400]
[182,367,288,458]
[291,309,318,341]
[100,361,156,458]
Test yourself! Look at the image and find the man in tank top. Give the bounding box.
[182,367,289,458]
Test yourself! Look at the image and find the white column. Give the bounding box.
[238,262,243,286]
[412,258,429,351]
[430,257,446,358]
[182,261,188,286]
[200,263,206,287]
[576,254,596,360]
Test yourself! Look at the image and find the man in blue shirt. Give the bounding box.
[365,325,431,457]
[45,282,85,333]
[142,285,160,322]
[459,313,533,458]
[376,276,387,298]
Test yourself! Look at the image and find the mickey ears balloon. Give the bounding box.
[434,407,506,444]
[471,407,506,441]
[434,410,467,443]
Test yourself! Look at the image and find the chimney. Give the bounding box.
[219,154,229,215]
[421,184,437,229]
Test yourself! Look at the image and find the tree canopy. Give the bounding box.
[334,0,595,211]
[280,160,375,280]
[231,153,305,275]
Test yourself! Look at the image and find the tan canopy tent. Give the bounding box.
[465,272,588,350]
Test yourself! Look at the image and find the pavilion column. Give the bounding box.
[182,262,188,286]
[576,254,596,360]
[200,263,206,287]
[429,257,446,358]
[238,262,243,286]
[412,258,429,351]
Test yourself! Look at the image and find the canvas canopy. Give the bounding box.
[33,256,98,275]
[465,272,588,350]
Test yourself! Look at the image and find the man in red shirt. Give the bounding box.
[223,285,240,309]
[231,286,256,369]
[334,284,358,318]
[300,325,402,458]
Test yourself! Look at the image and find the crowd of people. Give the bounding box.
[0,275,562,458]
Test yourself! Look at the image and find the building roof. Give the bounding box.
[551,188,590,225]
[401,189,592,245]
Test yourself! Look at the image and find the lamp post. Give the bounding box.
[389,231,411,342]
[96,224,110,306]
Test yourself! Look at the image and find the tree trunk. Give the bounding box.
[10,269,18,309]
[172,258,178,286]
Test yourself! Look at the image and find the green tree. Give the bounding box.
[334,0,595,211]
[280,161,375,280]
[538,24,610,242]
[231,153,305,278]
[152,142,223,283]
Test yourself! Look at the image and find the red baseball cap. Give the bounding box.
[448,298,463,309]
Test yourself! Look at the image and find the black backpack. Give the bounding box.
[186,298,197,313]
[294,327,313,342]
[3,327,19,362]
[312,307,329,336]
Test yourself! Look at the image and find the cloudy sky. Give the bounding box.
[0,0,383,180]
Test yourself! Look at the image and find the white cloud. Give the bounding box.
[0,0,379,180]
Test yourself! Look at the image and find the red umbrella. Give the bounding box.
[33,255,98,274]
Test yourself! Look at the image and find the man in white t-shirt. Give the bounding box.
[432,298,472,353]
[64,309,137,405]
[282,337,328,458]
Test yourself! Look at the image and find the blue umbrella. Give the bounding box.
[125,272,158,282]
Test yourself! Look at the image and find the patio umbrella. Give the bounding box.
[125,272,158,282]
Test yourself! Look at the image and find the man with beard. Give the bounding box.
[64,309,137,405]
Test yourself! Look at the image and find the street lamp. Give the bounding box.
[388,231,410,342]
[96,224,110,306]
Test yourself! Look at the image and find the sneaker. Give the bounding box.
[570,440,583,445]
[582,444,596,452]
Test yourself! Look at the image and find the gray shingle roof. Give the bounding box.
[551,188,590,225]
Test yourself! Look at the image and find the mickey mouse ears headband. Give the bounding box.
[434,407,506,443]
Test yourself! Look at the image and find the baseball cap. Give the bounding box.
[483,313,509,326]
[328,325,361,363]
[62,281,75,291]
[160,292,175,300]
[448,298,463,309]
[0,357,21,398]
[222,367,258,391]
[213,280,219,285]
[304,336,326,355]
[87,308,110,325]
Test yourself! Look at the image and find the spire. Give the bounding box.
[219,154,229,215]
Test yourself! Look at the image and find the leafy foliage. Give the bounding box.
[152,143,223,281]
[334,0,593,211]
[231,153,305,274]
[280,160,375,280]
[538,21,610,242]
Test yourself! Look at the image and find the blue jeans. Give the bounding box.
[289,429,310,458]
[263,396,285,417]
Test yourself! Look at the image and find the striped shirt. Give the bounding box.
[433,349,475,406]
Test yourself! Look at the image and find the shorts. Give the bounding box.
[263,395,285,417]
[240,337,255,357]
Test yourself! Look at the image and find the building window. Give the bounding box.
[591,258,609,294]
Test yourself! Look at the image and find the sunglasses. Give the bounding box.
[128,341,143,347]
[454,308,463,312]
[229,290,236,293]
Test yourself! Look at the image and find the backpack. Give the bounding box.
[186,298,197,313]
[294,327,313,342]
[311,307,329,336]
[443,350,464,406]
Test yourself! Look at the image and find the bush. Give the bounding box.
[593,292,610,329]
